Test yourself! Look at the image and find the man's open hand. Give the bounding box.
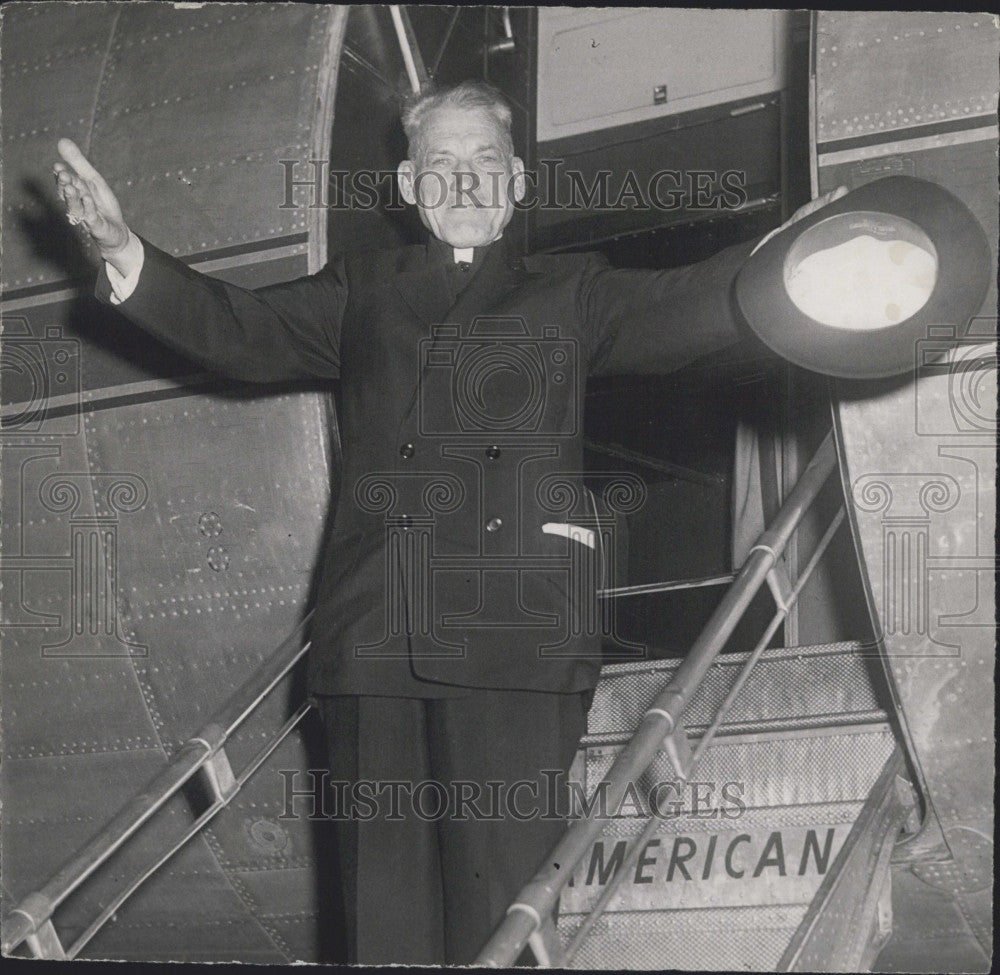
[53,138,130,257]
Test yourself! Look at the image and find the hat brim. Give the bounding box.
[735,176,991,379]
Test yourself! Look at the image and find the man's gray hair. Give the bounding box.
[401,80,514,161]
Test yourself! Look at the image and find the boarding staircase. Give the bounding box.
[554,642,903,970]
[477,433,915,968]
[2,432,916,967]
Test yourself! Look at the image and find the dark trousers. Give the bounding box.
[318,689,589,965]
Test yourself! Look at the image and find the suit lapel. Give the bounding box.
[392,246,453,327]
[393,236,536,428]
[444,235,532,328]
[392,235,534,329]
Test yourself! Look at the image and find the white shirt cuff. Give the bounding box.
[105,232,145,304]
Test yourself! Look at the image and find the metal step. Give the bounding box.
[585,640,888,743]
[557,642,896,969]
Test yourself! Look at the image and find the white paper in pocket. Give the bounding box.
[542,522,596,550]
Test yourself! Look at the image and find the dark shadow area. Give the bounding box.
[585,359,787,659]
[18,177,100,289]
[12,176,350,406]
[298,704,349,964]
[15,177,212,384]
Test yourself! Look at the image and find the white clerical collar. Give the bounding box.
[442,232,502,264]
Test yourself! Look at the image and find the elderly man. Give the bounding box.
[54,80,838,964]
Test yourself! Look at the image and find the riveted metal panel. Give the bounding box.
[0,3,119,294]
[954,886,993,958]
[1,3,334,295]
[80,391,330,748]
[90,837,271,920]
[51,387,332,960]
[58,824,260,945]
[1,421,167,923]
[836,339,998,912]
[1,750,167,899]
[1,764,284,962]
[2,654,159,759]
[815,10,996,966]
[200,734,322,873]
[88,3,326,261]
[82,915,288,965]
[880,867,991,972]
[830,166,995,968]
[2,2,350,963]
[815,12,998,146]
[230,866,320,921]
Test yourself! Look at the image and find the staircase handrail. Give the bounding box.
[2,614,314,957]
[475,433,839,967]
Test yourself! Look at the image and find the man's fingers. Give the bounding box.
[64,197,86,225]
[56,137,114,196]
[80,192,103,227]
[54,139,129,250]
[58,177,92,229]
[54,166,79,192]
[60,179,80,204]
[787,184,851,225]
[64,190,85,216]
[59,176,84,208]
[813,186,847,210]
[57,138,98,179]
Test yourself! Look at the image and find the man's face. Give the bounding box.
[397,105,525,249]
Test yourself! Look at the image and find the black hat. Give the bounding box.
[735,176,991,379]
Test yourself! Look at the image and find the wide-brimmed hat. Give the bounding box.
[735,176,991,379]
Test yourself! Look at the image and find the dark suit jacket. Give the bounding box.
[98,233,755,697]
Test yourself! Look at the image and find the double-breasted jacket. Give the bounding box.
[99,232,754,696]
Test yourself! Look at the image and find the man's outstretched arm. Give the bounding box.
[579,187,847,377]
[53,139,345,382]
